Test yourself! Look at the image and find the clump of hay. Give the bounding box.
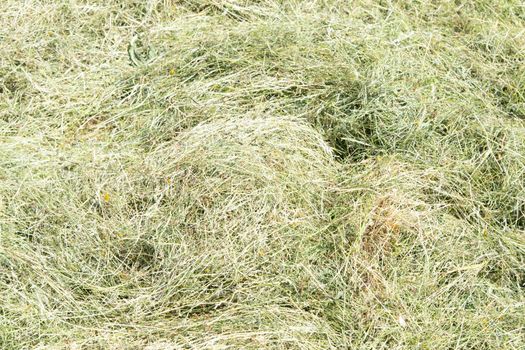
[147,116,336,257]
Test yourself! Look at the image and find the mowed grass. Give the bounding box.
[0,1,524,349]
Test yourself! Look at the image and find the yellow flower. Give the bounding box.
[169,68,176,76]
[103,192,110,203]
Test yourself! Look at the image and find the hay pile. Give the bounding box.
[149,117,335,253]
[1,1,524,349]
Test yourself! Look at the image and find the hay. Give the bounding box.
[1,0,524,349]
[148,116,335,251]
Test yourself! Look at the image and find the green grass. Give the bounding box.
[1,1,524,349]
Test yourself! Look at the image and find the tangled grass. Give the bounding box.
[1,0,524,349]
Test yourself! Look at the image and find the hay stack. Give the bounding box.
[150,116,336,256]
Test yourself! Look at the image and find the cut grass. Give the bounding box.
[1,0,524,349]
